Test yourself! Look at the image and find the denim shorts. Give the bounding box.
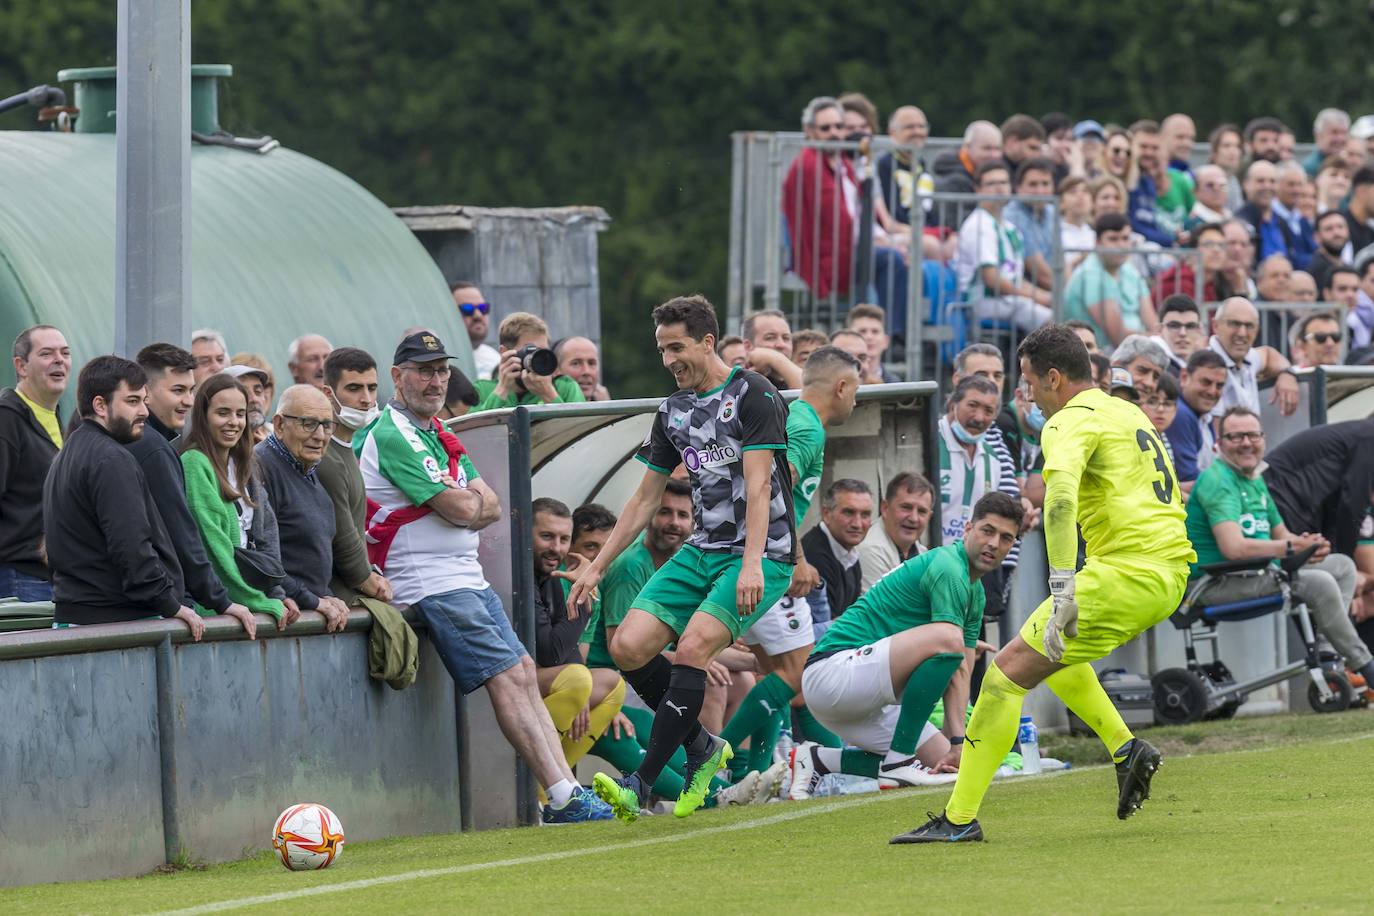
[0,565,53,602]
[416,586,526,695]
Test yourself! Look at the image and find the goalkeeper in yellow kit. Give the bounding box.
[892,324,1195,844]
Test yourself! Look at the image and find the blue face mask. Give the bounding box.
[951,418,987,446]
[1025,403,1046,433]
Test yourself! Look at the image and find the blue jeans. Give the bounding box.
[416,586,525,695]
[0,565,52,602]
[873,246,910,337]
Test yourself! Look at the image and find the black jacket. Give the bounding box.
[0,387,60,577]
[44,420,186,624]
[802,525,863,618]
[1263,419,1374,556]
[126,413,232,612]
[534,572,587,668]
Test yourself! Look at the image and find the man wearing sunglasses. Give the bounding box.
[452,281,501,380]
[1289,312,1344,368]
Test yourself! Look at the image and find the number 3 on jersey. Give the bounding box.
[1135,428,1174,504]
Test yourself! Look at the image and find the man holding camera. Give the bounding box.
[473,312,586,412]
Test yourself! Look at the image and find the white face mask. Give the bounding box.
[333,398,379,431]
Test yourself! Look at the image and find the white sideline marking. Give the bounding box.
[148,730,1374,915]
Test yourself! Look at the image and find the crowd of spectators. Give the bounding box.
[782,98,1374,372]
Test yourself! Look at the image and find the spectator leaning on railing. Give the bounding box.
[179,373,293,629]
[43,356,204,640]
[130,344,254,636]
[318,347,394,603]
[357,331,609,823]
[473,312,585,412]
[1207,296,1300,416]
[1185,406,1374,687]
[0,324,70,601]
[255,385,351,633]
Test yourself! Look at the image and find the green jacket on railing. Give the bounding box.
[471,374,585,413]
[180,448,286,620]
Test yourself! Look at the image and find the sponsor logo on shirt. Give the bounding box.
[423,455,442,483]
[682,441,738,472]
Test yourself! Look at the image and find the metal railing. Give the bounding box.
[1199,299,1353,360]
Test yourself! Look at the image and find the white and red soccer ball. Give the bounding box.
[272,803,345,871]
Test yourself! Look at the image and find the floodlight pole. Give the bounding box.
[115,0,192,357]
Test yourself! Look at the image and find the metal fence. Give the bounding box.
[1199,299,1352,361]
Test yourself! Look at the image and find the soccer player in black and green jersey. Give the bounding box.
[792,493,1022,794]
[568,295,796,822]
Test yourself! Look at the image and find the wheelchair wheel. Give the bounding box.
[1153,668,1209,725]
[1308,671,1355,714]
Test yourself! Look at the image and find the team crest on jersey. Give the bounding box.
[801,476,821,502]
[718,396,736,423]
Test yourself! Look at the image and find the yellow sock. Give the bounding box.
[945,661,1027,825]
[562,677,626,768]
[1044,663,1133,761]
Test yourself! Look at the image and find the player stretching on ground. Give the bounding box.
[722,345,863,782]
[790,493,1022,797]
[892,324,1195,844]
[568,295,797,822]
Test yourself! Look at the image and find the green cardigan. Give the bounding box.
[180,448,285,619]
[472,374,585,412]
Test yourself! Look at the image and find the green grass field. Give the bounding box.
[7,711,1373,915]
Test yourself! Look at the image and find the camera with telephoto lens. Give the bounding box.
[516,344,558,376]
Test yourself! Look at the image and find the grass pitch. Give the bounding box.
[5,711,1372,915]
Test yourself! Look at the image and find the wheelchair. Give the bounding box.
[1152,544,1355,725]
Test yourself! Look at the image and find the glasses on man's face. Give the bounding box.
[1304,331,1342,344]
[1164,320,1200,332]
[1220,431,1264,444]
[402,363,452,381]
[459,302,490,317]
[281,414,334,435]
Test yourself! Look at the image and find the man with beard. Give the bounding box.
[42,356,205,639]
[0,324,70,600]
[1308,210,1352,295]
[222,364,274,443]
[129,344,254,635]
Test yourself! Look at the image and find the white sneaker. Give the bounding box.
[788,743,823,800]
[713,769,761,807]
[877,759,958,788]
[754,760,788,804]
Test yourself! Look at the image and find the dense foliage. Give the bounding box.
[4,0,1370,395]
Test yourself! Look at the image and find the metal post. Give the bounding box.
[727,132,747,332]
[154,634,182,864]
[506,407,540,828]
[115,0,192,356]
[763,133,782,314]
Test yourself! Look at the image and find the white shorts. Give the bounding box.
[743,595,814,656]
[800,636,940,754]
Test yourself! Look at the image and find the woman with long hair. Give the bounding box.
[1100,129,1133,184]
[180,374,292,626]
[1208,124,1245,213]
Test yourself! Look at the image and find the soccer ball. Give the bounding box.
[271,803,345,871]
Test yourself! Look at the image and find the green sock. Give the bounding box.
[722,673,795,747]
[794,704,842,747]
[840,748,881,777]
[747,710,784,772]
[892,652,964,755]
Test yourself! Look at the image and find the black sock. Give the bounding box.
[622,654,672,711]
[636,664,706,786]
[682,723,713,759]
[1113,739,1136,766]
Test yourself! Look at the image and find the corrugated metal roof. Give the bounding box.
[0,132,474,382]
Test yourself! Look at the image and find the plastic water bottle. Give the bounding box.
[835,774,880,795]
[773,729,795,767]
[812,773,843,797]
[1018,715,1042,775]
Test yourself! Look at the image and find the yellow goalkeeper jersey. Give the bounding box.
[1040,386,1195,570]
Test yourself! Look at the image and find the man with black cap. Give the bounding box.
[355,331,611,824]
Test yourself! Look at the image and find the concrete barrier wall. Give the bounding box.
[0,614,460,887]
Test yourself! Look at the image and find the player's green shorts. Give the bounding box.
[1020,554,1190,667]
[632,544,793,641]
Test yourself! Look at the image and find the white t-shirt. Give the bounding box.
[357,403,488,605]
[956,208,1025,304]
[227,459,253,548]
[1061,221,1096,270]
[472,343,500,381]
[1208,337,1265,414]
